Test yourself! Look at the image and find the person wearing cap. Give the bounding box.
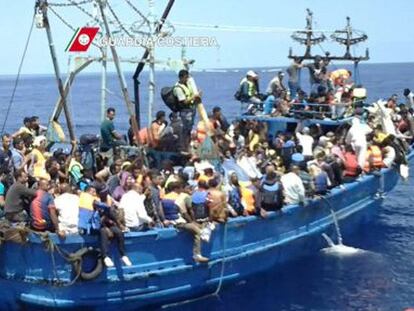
[295,121,314,161]
[266,71,286,98]
[238,70,262,113]
[29,135,50,181]
[174,69,198,149]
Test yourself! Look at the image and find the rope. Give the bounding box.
[123,0,150,26]
[172,21,335,33]
[38,231,83,286]
[48,0,92,6]
[67,0,99,22]
[48,6,102,49]
[106,1,135,39]
[1,13,35,135]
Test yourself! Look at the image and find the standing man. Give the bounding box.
[305,55,327,93]
[174,70,197,150]
[287,57,303,99]
[100,107,126,153]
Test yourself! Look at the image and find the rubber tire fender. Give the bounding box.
[71,247,103,281]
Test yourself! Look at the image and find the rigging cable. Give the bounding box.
[1,12,35,135]
[48,0,92,7]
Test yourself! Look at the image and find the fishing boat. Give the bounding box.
[0,3,411,311]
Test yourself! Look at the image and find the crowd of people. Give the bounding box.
[0,67,412,268]
[236,56,385,119]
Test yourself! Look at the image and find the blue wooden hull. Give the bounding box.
[0,162,405,310]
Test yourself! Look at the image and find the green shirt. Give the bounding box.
[100,119,115,151]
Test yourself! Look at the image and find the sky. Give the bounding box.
[1,0,414,75]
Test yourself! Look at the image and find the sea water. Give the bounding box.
[1,62,414,310]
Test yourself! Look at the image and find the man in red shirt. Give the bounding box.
[30,179,62,236]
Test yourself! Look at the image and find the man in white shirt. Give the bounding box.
[281,165,306,205]
[345,114,373,168]
[119,184,154,231]
[295,122,314,159]
[54,183,80,235]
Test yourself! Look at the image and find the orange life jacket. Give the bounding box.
[344,152,359,177]
[241,187,255,215]
[370,145,384,168]
[363,145,384,172]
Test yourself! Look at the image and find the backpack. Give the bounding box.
[161,85,184,112]
[261,182,281,209]
[234,87,243,101]
[192,191,209,221]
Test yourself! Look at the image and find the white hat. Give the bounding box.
[33,135,47,147]
[246,70,258,78]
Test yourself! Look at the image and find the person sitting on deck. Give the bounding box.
[4,169,36,222]
[191,180,210,223]
[161,181,209,263]
[68,150,84,187]
[29,178,63,237]
[54,182,80,235]
[237,70,262,114]
[206,178,227,223]
[119,184,154,231]
[226,172,245,217]
[266,71,286,98]
[95,201,132,268]
[280,165,306,206]
[29,135,50,181]
[78,185,100,234]
[342,145,361,182]
[260,171,284,211]
[308,164,329,196]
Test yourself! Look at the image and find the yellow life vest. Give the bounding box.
[31,148,50,180]
[241,187,255,214]
[175,82,194,104]
[79,192,97,211]
[240,78,257,97]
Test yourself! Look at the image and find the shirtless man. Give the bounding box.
[206,178,227,223]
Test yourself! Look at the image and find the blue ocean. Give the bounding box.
[1,62,414,310]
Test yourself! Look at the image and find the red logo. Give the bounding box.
[66,27,99,52]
